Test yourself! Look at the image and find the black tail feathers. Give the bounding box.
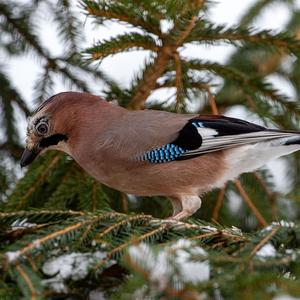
[285,137,300,146]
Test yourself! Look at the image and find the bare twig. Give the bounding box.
[235,180,267,227]
[249,226,279,258]
[253,172,278,220]
[174,51,184,111]
[212,186,226,221]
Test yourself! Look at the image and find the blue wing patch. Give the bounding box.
[139,120,202,163]
[140,144,186,163]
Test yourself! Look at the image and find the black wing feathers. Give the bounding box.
[171,115,266,151]
[192,115,265,136]
[172,121,202,150]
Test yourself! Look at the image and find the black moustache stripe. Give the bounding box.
[39,134,68,148]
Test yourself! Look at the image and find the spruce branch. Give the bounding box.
[212,186,226,221]
[82,0,162,37]
[129,46,174,109]
[129,12,202,109]
[238,0,294,28]
[0,71,30,116]
[14,264,38,300]
[16,155,61,210]
[85,33,158,60]
[33,67,54,105]
[0,2,47,57]
[235,180,267,227]
[253,172,278,220]
[50,0,83,53]
[249,226,279,258]
[174,51,184,111]
[184,59,299,114]
[3,210,300,298]
[175,15,198,46]
[189,22,300,54]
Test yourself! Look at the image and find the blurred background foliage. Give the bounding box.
[1,0,300,299]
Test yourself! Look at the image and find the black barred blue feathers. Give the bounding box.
[140,144,186,163]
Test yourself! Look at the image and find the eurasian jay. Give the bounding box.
[20,92,300,220]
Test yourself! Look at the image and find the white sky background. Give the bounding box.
[3,0,300,192]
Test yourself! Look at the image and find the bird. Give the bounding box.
[21,92,300,220]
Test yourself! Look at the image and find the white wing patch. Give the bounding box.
[196,127,218,137]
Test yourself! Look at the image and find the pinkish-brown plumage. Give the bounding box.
[21,92,300,219]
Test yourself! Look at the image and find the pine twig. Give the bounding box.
[174,51,184,111]
[16,155,61,210]
[85,5,162,37]
[129,46,174,109]
[212,186,226,221]
[235,180,267,227]
[15,264,37,300]
[94,214,152,241]
[121,192,129,213]
[207,86,219,115]
[93,223,169,271]
[176,15,198,46]
[253,172,278,220]
[249,226,279,258]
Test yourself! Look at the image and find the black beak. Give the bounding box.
[20,148,40,167]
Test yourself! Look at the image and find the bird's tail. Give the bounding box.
[284,136,300,145]
[270,130,300,146]
[215,133,300,187]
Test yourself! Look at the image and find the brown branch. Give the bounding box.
[196,83,219,114]
[212,186,226,221]
[253,172,278,220]
[15,264,37,300]
[235,179,267,227]
[207,87,219,115]
[189,231,220,241]
[8,213,120,263]
[249,226,279,258]
[27,257,38,272]
[253,172,272,198]
[176,16,198,46]
[121,192,129,213]
[129,11,201,110]
[129,45,174,109]
[245,94,257,111]
[174,51,184,111]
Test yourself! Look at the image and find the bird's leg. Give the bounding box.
[168,196,183,217]
[169,195,202,220]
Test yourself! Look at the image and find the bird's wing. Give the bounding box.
[139,115,298,163]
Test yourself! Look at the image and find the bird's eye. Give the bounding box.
[36,122,48,135]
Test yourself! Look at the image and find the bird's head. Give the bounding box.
[20,93,75,167]
[21,91,104,167]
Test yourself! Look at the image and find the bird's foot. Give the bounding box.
[167,210,192,221]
